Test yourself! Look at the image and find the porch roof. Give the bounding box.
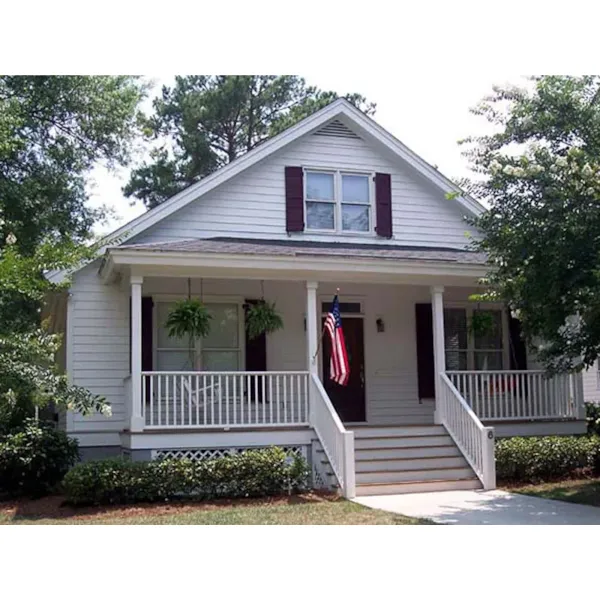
[115,237,488,265]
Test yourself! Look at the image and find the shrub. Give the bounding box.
[63,447,310,505]
[0,419,79,497]
[585,402,600,436]
[495,435,600,483]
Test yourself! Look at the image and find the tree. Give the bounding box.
[461,76,600,372]
[0,239,109,431]
[0,76,146,254]
[124,76,375,209]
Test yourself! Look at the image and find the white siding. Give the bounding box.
[582,361,600,404]
[69,261,129,434]
[132,132,478,249]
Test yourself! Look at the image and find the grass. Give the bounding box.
[504,478,600,508]
[0,493,431,525]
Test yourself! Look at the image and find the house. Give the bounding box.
[47,98,592,498]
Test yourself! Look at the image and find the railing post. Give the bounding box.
[431,286,446,424]
[481,426,496,490]
[343,430,356,499]
[130,275,145,432]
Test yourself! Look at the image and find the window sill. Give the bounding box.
[301,230,389,239]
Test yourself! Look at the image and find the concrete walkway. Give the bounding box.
[354,490,600,525]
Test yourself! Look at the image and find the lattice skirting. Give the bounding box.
[151,445,308,461]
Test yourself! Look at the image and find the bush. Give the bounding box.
[586,402,600,436]
[0,419,79,497]
[63,447,310,506]
[495,435,600,483]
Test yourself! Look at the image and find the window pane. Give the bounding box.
[203,304,239,349]
[475,351,503,370]
[157,302,192,349]
[202,351,239,371]
[342,204,369,231]
[444,308,468,351]
[342,174,369,203]
[306,172,334,200]
[473,310,503,349]
[446,350,468,371]
[156,350,195,371]
[306,201,335,230]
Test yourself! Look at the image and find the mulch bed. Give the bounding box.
[0,491,340,522]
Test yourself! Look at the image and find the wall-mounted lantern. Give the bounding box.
[376,317,385,333]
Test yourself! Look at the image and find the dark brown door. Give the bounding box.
[244,299,267,403]
[322,317,366,422]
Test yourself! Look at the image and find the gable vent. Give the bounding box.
[313,119,361,140]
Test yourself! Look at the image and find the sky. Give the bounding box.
[86,74,527,237]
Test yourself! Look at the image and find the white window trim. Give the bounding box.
[304,168,375,235]
[443,303,510,371]
[153,295,246,371]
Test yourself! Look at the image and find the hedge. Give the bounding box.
[62,446,310,505]
[495,435,600,483]
[0,419,79,497]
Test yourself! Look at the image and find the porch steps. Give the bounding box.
[349,425,481,496]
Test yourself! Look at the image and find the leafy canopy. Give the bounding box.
[463,76,600,372]
[124,76,375,208]
[0,76,145,253]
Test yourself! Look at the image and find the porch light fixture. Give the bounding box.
[376,317,385,333]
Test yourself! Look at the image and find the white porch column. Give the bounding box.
[130,275,145,432]
[431,285,446,424]
[306,281,319,377]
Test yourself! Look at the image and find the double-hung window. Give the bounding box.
[444,307,506,371]
[155,301,242,372]
[305,170,371,233]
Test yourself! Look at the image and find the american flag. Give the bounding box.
[324,295,350,386]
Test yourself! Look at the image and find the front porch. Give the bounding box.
[103,244,586,497]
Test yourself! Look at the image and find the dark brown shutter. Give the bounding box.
[244,300,268,403]
[508,312,527,370]
[285,166,304,232]
[374,172,392,238]
[129,297,154,397]
[415,303,435,400]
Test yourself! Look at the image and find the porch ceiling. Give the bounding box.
[101,237,489,286]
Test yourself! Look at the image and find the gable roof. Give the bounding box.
[49,98,486,283]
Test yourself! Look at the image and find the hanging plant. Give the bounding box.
[468,310,496,338]
[166,298,212,340]
[245,300,284,340]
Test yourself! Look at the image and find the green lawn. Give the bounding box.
[0,494,431,525]
[505,478,600,508]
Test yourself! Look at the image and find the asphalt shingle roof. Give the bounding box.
[116,237,487,265]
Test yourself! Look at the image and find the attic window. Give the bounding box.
[305,170,372,233]
[313,119,361,140]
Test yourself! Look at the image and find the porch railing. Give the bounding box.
[141,371,309,429]
[439,373,495,489]
[309,373,355,499]
[446,370,583,421]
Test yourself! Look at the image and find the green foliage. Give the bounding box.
[0,419,79,497]
[62,447,310,506]
[495,435,600,483]
[585,402,600,436]
[165,299,212,340]
[245,300,284,340]
[468,310,498,338]
[0,76,146,253]
[124,76,375,208]
[0,240,108,429]
[461,76,600,373]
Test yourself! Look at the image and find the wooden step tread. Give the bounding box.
[352,444,456,453]
[354,454,460,463]
[346,465,472,476]
[356,477,478,488]
[350,424,439,429]
[352,434,450,442]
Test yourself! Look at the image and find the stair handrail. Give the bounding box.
[309,373,355,498]
[439,372,496,490]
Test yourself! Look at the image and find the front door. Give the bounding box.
[322,317,366,422]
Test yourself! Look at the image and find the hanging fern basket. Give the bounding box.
[166,298,212,340]
[245,300,284,340]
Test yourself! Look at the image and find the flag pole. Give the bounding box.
[311,288,339,362]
